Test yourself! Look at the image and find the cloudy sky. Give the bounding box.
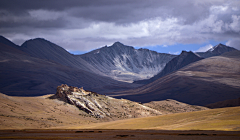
[0,0,240,54]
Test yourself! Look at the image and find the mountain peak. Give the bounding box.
[109,41,135,51]
[212,43,227,49]
[208,43,236,53]
[180,50,188,54]
[180,50,196,57]
[23,38,49,45]
[208,43,228,51]
[112,41,124,47]
[197,43,237,58]
[32,38,47,41]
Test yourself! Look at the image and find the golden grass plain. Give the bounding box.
[71,106,240,131]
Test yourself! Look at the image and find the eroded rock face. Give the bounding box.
[55,84,162,119]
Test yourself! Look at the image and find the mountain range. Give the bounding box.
[0,35,239,106]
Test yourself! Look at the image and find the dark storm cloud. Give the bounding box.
[0,0,239,51]
[0,0,214,24]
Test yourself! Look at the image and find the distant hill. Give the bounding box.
[205,97,240,109]
[134,51,203,84]
[79,42,176,82]
[111,50,240,105]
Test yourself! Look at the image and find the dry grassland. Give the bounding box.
[73,106,240,131]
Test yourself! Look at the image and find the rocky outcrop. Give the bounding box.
[55,84,162,119]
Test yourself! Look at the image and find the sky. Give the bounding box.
[0,0,240,55]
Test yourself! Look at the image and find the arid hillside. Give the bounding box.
[0,86,207,129]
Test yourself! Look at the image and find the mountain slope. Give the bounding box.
[196,43,237,58]
[134,51,203,84]
[79,42,176,82]
[110,51,240,105]
[0,36,140,96]
[20,38,103,75]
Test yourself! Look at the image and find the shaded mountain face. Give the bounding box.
[20,38,103,75]
[79,42,176,82]
[134,51,203,84]
[196,43,237,58]
[0,36,140,96]
[111,51,240,105]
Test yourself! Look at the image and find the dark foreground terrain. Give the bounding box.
[0,129,240,140]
